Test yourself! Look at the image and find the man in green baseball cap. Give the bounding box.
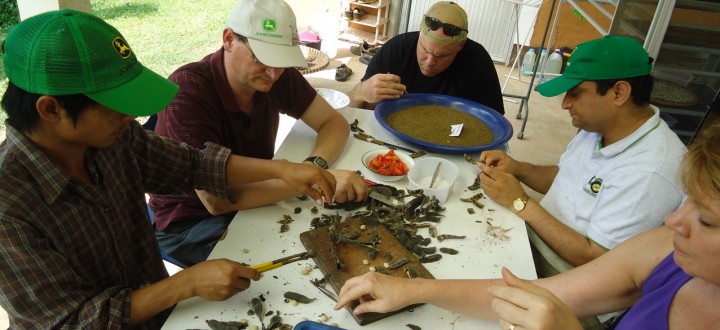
[0,9,337,327]
[476,35,686,290]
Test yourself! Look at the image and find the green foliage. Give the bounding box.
[0,0,20,32]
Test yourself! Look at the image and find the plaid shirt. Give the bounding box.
[0,122,230,329]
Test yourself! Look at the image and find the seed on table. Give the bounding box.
[363,259,369,265]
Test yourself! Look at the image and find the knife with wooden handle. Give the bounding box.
[353,133,418,154]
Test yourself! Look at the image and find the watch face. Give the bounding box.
[315,157,328,169]
[513,199,525,211]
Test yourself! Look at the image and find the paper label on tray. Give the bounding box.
[450,123,463,137]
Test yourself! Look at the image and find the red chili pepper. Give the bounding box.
[369,149,408,176]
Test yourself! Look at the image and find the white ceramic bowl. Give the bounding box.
[361,148,415,182]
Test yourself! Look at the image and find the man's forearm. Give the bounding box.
[196,179,297,214]
[514,163,559,194]
[311,115,350,164]
[519,200,607,266]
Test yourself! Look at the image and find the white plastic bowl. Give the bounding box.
[361,148,415,182]
[407,157,459,203]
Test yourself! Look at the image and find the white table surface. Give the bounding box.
[162,107,537,330]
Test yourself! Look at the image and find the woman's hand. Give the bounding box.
[489,267,582,330]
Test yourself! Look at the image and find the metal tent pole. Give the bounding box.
[501,0,558,139]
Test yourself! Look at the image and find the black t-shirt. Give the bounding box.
[362,32,505,114]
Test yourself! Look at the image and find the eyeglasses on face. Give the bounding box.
[423,15,468,37]
[235,33,262,65]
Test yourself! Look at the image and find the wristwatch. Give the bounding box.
[511,194,530,213]
[304,156,329,169]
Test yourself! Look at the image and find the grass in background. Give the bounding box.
[0,0,237,135]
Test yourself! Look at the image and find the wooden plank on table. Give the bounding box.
[299,217,434,325]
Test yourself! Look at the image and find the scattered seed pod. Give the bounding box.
[294,207,302,214]
[301,268,311,275]
[319,313,330,322]
[284,291,316,304]
[467,208,475,214]
[388,258,409,269]
[407,324,422,330]
[289,299,298,306]
[440,247,459,255]
[362,259,369,265]
[360,224,366,230]
[369,266,376,272]
[383,262,390,268]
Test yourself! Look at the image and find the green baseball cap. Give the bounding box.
[2,9,178,116]
[537,35,652,97]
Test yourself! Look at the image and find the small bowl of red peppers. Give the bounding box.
[361,148,414,182]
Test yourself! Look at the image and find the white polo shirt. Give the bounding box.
[532,106,686,272]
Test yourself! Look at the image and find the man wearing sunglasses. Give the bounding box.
[150,0,369,267]
[348,1,504,114]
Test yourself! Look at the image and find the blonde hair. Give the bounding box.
[681,122,720,198]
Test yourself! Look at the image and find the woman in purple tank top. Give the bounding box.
[333,122,720,330]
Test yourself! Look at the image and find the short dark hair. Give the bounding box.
[1,82,96,133]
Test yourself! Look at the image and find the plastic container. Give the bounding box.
[546,49,563,75]
[407,157,459,204]
[521,48,536,76]
[294,320,345,329]
[538,49,548,72]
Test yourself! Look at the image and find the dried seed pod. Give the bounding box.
[407,324,422,330]
[388,258,409,269]
[284,291,316,304]
[440,247,459,255]
[429,226,437,238]
[437,234,466,242]
[267,314,282,329]
[467,208,475,214]
[311,206,318,214]
[206,319,249,330]
[251,297,264,329]
[419,254,442,263]
[280,224,289,233]
[294,207,302,214]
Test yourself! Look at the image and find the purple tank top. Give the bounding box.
[614,252,691,330]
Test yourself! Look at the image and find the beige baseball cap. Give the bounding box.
[227,0,308,68]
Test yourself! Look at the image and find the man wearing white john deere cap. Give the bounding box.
[477,36,686,280]
[151,0,369,267]
[0,9,338,327]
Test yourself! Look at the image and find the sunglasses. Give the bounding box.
[424,16,468,37]
[235,33,264,65]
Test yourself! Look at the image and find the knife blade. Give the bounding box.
[369,190,406,208]
[353,133,418,154]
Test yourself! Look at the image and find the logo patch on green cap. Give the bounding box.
[112,37,132,59]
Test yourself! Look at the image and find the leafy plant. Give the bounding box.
[0,0,20,33]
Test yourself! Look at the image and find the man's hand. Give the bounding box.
[479,162,526,209]
[327,169,370,203]
[489,267,582,330]
[183,259,260,301]
[277,160,337,205]
[478,150,518,174]
[357,73,406,105]
[334,271,416,315]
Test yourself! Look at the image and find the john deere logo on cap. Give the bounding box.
[262,19,277,32]
[112,37,132,59]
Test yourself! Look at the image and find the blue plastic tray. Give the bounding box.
[375,93,513,154]
[293,320,345,330]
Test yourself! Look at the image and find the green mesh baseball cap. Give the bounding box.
[537,35,652,97]
[3,9,178,116]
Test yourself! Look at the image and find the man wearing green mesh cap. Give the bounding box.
[347,1,504,114]
[0,9,337,328]
[475,35,686,283]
